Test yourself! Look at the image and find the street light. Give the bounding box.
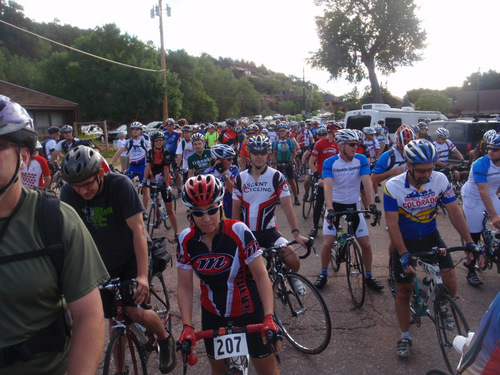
[151,1,171,121]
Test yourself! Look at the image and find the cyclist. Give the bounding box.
[416,121,432,141]
[163,118,182,191]
[272,123,300,206]
[239,124,259,170]
[307,123,341,237]
[460,131,500,287]
[60,145,176,374]
[232,136,308,287]
[0,97,109,374]
[116,131,129,173]
[384,139,478,359]
[433,127,465,184]
[218,118,239,152]
[187,133,211,177]
[176,125,195,183]
[42,126,60,167]
[374,124,387,153]
[142,131,180,239]
[203,144,239,219]
[205,123,219,148]
[21,141,51,190]
[52,125,79,160]
[177,175,281,375]
[314,129,384,291]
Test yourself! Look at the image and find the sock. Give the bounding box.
[321,267,328,277]
[401,331,411,340]
[365,270,372,279]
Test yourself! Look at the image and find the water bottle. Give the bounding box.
[337,227,344,246]
[419,277,432,305]
[130,323,148,344]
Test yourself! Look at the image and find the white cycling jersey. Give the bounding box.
[434,139,456,163]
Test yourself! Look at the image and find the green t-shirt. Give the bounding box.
[205,131,219,147]
[188,149,212,173]
[0,188,109,375]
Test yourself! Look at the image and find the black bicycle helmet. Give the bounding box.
[150,131,165,141]
[48,126,61,135]
[226,118,237,127]
[61,145,102,183]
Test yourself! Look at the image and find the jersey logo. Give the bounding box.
[193,254,231,274]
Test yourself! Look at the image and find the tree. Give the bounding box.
[415,92,450,113]
[463,70,500,91]
[309,0,426,103]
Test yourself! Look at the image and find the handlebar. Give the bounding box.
[410,246,479,260]
[262,238,314,260]
[327,208,381,229]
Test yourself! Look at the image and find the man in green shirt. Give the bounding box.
[188,133,212,178]
[205,123,219,147]
[0,96,109,375]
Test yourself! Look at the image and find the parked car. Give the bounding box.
[263,115,273,121]
[253,115,262,122]
[82,124,104,140]
[144,121,163,133]
[428,118,500,160]
[107,124,128,142]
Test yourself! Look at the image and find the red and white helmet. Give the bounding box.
[395,125,416,148]
[181,174,225,208]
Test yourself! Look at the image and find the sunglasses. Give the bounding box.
[251,150,268,156]
[72,175,99,191]
[412,166,434,174]
[345,143,358,147]
[190,205,220,217]
[487,147,500,152]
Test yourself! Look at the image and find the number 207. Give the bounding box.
[217,336,241,356]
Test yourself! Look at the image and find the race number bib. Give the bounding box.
[214,333,249,360]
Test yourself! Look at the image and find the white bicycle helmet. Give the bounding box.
[363,127,376,135]
[335,129,360,144]
[436,127,450,139]
[211,144,236,159]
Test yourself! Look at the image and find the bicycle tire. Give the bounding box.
[345,239,366,308]
[302,183,314,220]
[434,293,470,374]
[226,354,249,375]
[103,328,147,375]
[150,273,171,333]
[160,201,172,231]
[147,203,157,238]
[273,273,331,354]
[329,243,341,273]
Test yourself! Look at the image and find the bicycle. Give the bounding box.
[50,166,64,194]
[388,246,477,374]
[302,172,318,220]
[262,239,332,354]
[329,208,380,308]
[142,182,174,238]
[101,275,172,375]
[477,211,500,273]
[178,323,280,375]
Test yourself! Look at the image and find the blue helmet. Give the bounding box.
[404,140,438,164]
[489,132,500,147]
[211,144,236,159]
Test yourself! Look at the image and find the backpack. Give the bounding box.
[127,137,147,155]
[149,237,171,274]
[0,190,64,286]
[39,139,51,160]
[386,149,406,171]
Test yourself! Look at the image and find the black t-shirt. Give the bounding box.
[60,173,144,272]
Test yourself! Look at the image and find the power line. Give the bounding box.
[0,19,164,73]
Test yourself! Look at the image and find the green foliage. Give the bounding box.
[463,70,500,91]
[415,92,450,113]
[310,0,426,103]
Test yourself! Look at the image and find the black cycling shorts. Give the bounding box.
[276,163,294,180]
[391,230,454,284]
[201,305,271,359]
[252,228,283,249]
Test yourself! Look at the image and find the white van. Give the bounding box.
[344,104,448,136]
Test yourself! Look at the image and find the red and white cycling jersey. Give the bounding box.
[21,155,50,189]
[176,219,262,317]
[233,166,290,231]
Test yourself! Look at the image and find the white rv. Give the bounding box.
[344,104,448,135]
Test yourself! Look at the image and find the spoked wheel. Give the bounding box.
[434,293,470,374]
[103,329,147,375]
[345,239,366,308]
[302,183,315,220]
[329,243,342,273]
[150,273,171,333]
[226,355,249,375]
[273,273,331,354]
[160,200,172,231]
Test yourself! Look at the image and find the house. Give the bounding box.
[0,80,79,136]
[451,89,500,116]
[322,94,345,112]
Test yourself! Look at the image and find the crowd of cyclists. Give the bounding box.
[2,91,499,374]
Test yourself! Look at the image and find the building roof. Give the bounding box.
[454,89,500,115]
[0,80,78,110]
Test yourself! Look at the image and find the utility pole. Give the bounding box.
[151,1,171,120]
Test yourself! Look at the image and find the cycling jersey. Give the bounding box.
[176,219,262,317]
[371,147,407,179]
[176,139,194,171]
[56,138,79,154]
[146,148,171,179]
[362,138,380,165]
[218,129,238,149]
[233,166,290,231]
[322,154,370,204]
[267,131,277,142]
[297,129,314,147]
[44,138,57,162]
[21,155,50,189]
[384,171,456,240]
[125,138,150,165]
[205,130,219,148]
[163,130,180,154]
[434,139,456,163]
[273,138,295,163]
[461,155,500,200]
[311,138,338,175]
[188,150,212,174]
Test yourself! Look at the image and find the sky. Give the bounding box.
[11,0,500,99]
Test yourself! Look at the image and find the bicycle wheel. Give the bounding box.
[160,201,172,231]
[434,292,470,374]
[150,272,171,333]
[302,183,314,220]
[147,203,157,238]
[345,239,366,308]
[226,355,249,375]
[103,328,147,375]
[329,243,341,273]
[273,273,331,354]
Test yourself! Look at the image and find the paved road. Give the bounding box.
[99,191,500,375]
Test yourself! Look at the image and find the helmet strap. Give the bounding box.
[0,149,21,196]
